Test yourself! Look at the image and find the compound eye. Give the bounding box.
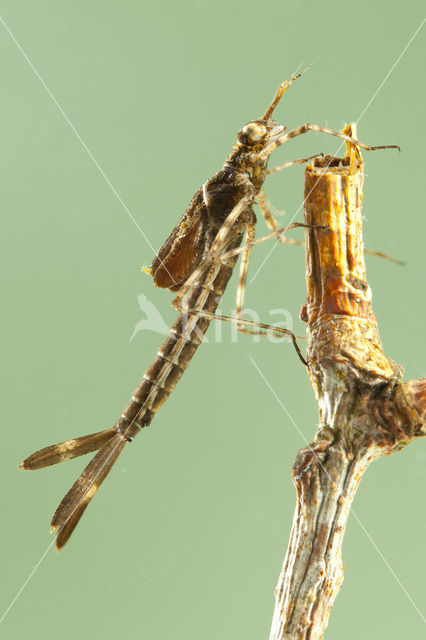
[238,122,267,146]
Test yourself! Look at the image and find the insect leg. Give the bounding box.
[257,189,304,247]
[172,195,252,311]
[171,196,309,363]
[235,221,255,333]
[256,190,283,236]
[233,223,305,363]
[267,153,324,176]
[219,222,315,263]
[364,249,405,265]
[263,128,403,263]
[181,307,308,366]
[177,220,308,365]
[221,218,403,267]
[260,123,400,157]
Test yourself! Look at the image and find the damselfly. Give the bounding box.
[20,71,398,549]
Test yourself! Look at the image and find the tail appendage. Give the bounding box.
[20,427,118,470]
[20,428,127,550]
[51,433,127,550]
[20,261,238,550]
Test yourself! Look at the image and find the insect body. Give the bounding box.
[20,72,397,549]
[150,119,284,291]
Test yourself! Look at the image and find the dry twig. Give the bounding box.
[269,127,425,640]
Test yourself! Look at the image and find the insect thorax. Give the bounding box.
[224,144,269,194]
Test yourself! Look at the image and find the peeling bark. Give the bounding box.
[268,127,425,640]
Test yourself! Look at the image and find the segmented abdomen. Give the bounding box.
[119,254,240,440]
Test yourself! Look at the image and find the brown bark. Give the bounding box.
[268,127,426,640]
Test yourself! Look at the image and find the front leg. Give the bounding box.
[268,153,324,176]
[260,122,400,157]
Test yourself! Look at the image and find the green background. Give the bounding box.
[1,2,424,639]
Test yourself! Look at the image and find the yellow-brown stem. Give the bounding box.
[269,128,425,640]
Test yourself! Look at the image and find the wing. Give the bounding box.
[51,433,127,550]
[151,192,207,291]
